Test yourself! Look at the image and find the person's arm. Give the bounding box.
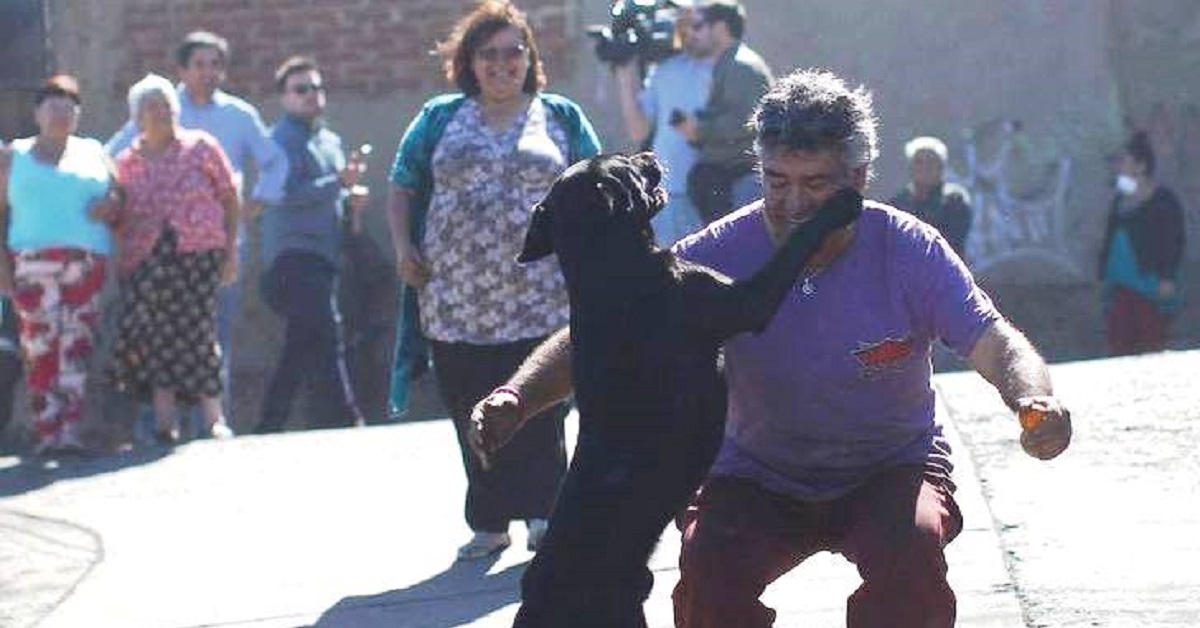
[218,185,240,286]
[246,108,287,210]
[941,190,973,259]
[386,184,430,288]
[966,319,1071,460]
[615,62,652,144]
[198,137,241,286]
[1151,188,1186,298]
[468,327,574,468]
[0,147,13,294]
[88,154,124,227]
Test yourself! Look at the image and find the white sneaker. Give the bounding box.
[456,532,511,560]
[205,421,235,440]
[526,519,549,551]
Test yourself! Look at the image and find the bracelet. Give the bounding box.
[492,385,522,408]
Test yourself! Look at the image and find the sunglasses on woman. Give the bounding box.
[476,43,528,63]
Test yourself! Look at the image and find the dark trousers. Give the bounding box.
[672,468,962,628]
[257,251,362,433]
[430,338,568,532]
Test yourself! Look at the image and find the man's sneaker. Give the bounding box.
[456,532,510,560]
[526,519,549,551]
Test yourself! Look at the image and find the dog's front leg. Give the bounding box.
[731,188,862,335]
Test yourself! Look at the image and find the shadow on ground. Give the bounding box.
[0,446,171,499]
[313,555,527,627]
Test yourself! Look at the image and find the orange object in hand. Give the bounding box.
[1019,406,1045,430]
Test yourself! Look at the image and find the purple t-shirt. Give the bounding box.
[675,200,1001,500]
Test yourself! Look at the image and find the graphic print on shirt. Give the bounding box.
[852,335,915,379]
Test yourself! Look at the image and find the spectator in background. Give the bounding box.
[106,31,286,429]
[1099,130,1186,356]
[890,136,973,260]
[675,0,773,223]
[254,56,365,433]
[108,74,239,444]
[385,0,600,560]
[0,75,118,455]
[612,0,714,246]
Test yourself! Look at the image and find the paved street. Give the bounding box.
[939,350,1200,627]
[0,349,1196,627]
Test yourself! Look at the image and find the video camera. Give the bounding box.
[586,0,680,69]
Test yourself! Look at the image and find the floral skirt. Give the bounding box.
[110,228,223,402]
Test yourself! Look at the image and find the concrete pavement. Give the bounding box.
[3,349,1196,627]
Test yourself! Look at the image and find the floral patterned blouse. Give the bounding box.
[420,98,570,344]
[115,129,236,276]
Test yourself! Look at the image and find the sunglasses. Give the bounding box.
[476,43,528,63]
[290,83,326,95]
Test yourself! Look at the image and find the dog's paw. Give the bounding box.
[818,188,864,230]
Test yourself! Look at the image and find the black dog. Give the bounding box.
[503,153,860,627]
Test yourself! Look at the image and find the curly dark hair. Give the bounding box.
[437,0,546,97]
[753,68,879,180]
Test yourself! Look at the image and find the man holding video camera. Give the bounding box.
[675,0,772,224]
[612,1,714,246]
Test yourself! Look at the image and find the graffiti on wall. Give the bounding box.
[948,119,1081,277]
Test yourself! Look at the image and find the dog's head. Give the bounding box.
[518,152,667,263]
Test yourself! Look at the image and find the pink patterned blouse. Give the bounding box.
[114,128,236,276]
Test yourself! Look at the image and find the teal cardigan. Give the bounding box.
[388,92,602,415]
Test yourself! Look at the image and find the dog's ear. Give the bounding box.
[631,152,663,191]
[629,152,668,220]
[517,202,554,263]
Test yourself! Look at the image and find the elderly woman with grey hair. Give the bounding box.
[109,73,239,443]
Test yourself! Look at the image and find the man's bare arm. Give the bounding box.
[966,319,1071,460]
[468,327,573,468]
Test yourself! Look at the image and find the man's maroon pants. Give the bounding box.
[672,466,962,627]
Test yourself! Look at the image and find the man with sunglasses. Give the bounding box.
[675,0,773,224]
[253,56,365,434]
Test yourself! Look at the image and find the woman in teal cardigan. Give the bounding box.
[385,0,600,561]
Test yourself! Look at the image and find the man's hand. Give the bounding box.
[396,246,431,288]
[88,193,122,225]
[1017,395,1072,460]
[1159,279,1177,300]
[674,114,700,143]
[467,389,524,471]
[340,151,366,189]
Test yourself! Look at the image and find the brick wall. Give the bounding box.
[113,0,576,103]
